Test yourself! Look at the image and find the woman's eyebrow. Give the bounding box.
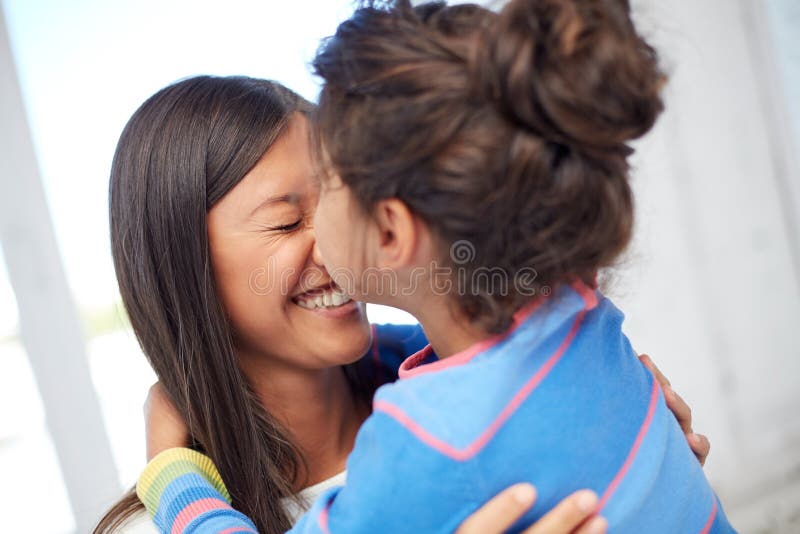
[249,193,300,217]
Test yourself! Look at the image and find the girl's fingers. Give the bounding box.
[455,483,537,534]
[522,490,601,534]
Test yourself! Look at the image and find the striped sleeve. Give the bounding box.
[136,447,258,534]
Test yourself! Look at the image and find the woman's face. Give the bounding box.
[208,113,371,371]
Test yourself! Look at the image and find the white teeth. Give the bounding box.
[331,291,347,306]
[294,287,352,310]
[296,299,314,310]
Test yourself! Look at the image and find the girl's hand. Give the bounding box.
[639,354,711,465]
[456,484,607,534]
[144,382,190,460]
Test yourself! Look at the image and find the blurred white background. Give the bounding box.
[0,0,798,532]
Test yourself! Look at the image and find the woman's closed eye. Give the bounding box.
[261,219,303,233]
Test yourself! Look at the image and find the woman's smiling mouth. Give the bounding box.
[291,283,359,317]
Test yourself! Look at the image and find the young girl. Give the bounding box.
[137,0,733,532]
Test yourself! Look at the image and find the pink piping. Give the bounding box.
[572,279,599,308]
[397,344,435,378]
[399,281,597,379]
[397,297,544,379]
[699,497,718,534]
[376,310,586,460]
[170,497,233,534]
[596,379,659,511]
[318,500,332,534]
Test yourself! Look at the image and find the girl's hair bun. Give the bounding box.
[476,0,665,150]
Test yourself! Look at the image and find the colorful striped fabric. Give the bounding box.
[136,448,256,534]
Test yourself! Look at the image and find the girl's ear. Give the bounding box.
[372,198,425,270]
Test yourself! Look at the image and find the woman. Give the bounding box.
[96,74,707,534]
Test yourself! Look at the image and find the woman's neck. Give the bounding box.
[239,357,369,491]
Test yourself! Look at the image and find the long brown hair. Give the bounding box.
[314,0,665,333]
[96,76,313,533]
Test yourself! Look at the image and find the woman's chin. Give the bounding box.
[291,300,372,364]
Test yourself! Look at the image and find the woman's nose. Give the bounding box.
[311,239,325,267]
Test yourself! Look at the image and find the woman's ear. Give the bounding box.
[372,198,424,270]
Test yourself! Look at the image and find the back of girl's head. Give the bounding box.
[313,0,665,333]
[98,76,311,533]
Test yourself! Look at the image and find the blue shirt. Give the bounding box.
[144,285,735,533]
[292,284,734,533]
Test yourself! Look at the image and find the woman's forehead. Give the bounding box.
[223,168,315,219]
[217,121,317,214]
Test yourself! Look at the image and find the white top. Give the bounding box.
[117,512,159,534]
[117,470,348,533]
[283,470,348,524]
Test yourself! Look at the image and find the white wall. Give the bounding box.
[0,5,120,532]
[614,0,800,530]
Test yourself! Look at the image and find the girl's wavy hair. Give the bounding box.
[314,0,665,333]
[95,75,370,533]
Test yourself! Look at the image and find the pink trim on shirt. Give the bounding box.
[700,496,718,534]
[396,345,436,378]
[218,528,258,534]
[170,497,234,534]
[597,378,660,511]
[398,297,546,379]
[572,279,599,309]
[376,310,586,460]
[318,499,333,534]
[399,281,596,379]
